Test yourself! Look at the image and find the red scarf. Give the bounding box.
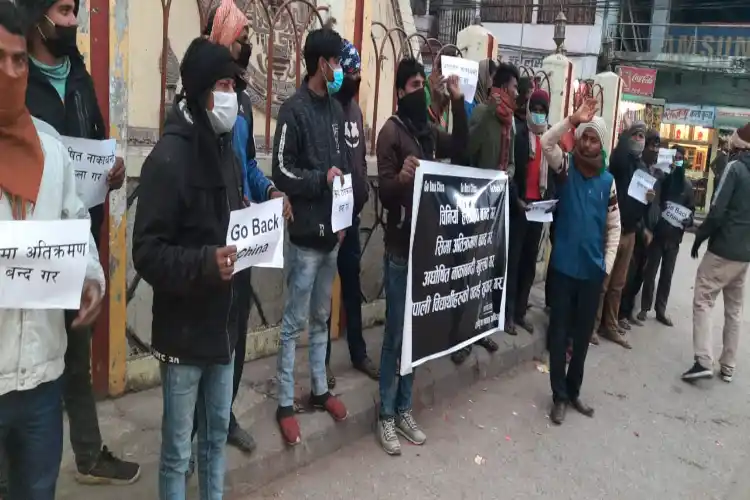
[490,87,516,171]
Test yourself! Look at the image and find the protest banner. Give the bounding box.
[331,173,354,232]
[0,219,90,309]
[655,148,676,174]
[226,197,284,272]
[439,56,479,103]
[662,201,692,228]
[627,169,657,204]
[61,136,116,209]
[400,161,508,375]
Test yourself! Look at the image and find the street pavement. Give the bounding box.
[251,235,750,500]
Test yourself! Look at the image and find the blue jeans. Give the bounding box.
[379,254,413,419]
[0,380,63,500]
[277,242,339,408]
[159,360,234,500]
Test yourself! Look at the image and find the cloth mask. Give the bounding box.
[326,62,344,94]
[40,16,79,58]
[208,91,238,134]
[629,139,645,156]
[397,89,428,126]
[531,113,547,126]
[674,160,683,168]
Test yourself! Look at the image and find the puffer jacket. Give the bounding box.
[0,120,106,396]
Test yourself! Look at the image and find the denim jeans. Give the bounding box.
[277,242,339,408]
[378,254,413,419]
[159,360,234,500]
[0,380,63,500]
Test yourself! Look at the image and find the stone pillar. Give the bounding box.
[542,53,575,127]
[456,24,499,62]
[594,71,623,156]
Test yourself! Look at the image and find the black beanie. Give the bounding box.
[179,37,239,102]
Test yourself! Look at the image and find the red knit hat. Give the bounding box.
[529,89,550,114]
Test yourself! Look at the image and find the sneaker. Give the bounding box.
[682,362,713,381]
[378,417,401,455]
[720,369,733,383]
[311,393,348,421]
[396,410,426,445]
[227,422,257,454]
[75,446,141,485]
[277,406,302,446]
[353,357,380,380]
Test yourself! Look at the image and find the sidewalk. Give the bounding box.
[56,287,548,499]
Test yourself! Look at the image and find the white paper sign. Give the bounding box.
[255,232,284,269]
[439,56,480,104]
[662,201,692,228]
[525,200,558,223]
[226,198,284,273]
[0,219,90,309]
[655,148,676,174]
[331,174,354,233]
[61,137,116,209]
[627,169,657,204]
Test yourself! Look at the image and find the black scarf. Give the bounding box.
[396,90,435,160]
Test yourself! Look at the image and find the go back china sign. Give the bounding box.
[618,66,657,97]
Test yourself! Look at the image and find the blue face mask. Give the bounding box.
[674,160,684,168]
[531,112,547,126]
[326,62,344,94]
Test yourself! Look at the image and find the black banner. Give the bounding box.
[401,162,508,374]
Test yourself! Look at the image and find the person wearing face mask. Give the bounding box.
[590,121,655,349]
[540,98,620,425]
[376,57,467,455]
[14,0,137,487]
[132,38,243,500]
[635,145,694,328]
[323,39,378,388]
[271,28,351,447]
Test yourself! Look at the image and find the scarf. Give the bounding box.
[208,0,247,47]
[396,91,435,160]
[490,87,515,171]
[572,148,605,179]
[527,123,549,197]
[0,70,44,220]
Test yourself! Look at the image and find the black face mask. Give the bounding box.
[40,17,79,58]
[336,77,360,103]
[643,148,659,166]
[236,42,252,69]
[397,89,428,126]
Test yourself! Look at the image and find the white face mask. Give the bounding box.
[208,91,238,134]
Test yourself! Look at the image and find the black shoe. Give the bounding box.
[505,319,517,336]
[353,357,380,380]
[227,422,257,454]
[516,316,534,334]
[476,337,499,353]
[570,398,594,417]
[682,362,713,381]
[550,402,567,425]
[451,347,471,365]
[75,446,141,485]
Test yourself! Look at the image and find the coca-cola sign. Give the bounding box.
[618,66,658,97]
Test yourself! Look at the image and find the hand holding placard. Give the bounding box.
[61,136,116,208]
[627,169,657,204]
[226,198,284,273]
[331,173,354,232]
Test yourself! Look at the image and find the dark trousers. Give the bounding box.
[0,380,63,500]
[326,218,367,366]
[505,210,544,322]
[63,313,103,470]
[547,269,603,403]
[641,239,680,316]
[620,234,648,319]
[544,220,556,308]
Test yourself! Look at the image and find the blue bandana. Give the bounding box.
[340,39,361,75]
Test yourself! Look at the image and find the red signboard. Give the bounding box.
[618,66,657,97]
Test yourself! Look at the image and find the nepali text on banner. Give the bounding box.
[61,136,116,209]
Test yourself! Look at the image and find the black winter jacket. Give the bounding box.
[654,169,695,246]
[609,127,652,235]
[271,80,350,251]
[26,53,107,243]
[132,103,245,365]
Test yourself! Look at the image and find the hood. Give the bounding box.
[162,100,196,140]
[611,122,647,167]
[733,150,750,169]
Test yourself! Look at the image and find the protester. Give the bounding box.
[271,28,350,446]
[683,124,750,383]
[619,129,662,328]
[0,2,105,497]
[376,57,467,454]
[425,55,450,132]
[198,0,291,457]
[132,38,242,499]
[464,58,497,118]
[637,145,694,326]
[710,139,728,204]
[16,0,137,486]
[591,120,655,348]
[540,98,620,425]
[324,39,377,387]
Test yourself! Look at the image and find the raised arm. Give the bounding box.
[541,117,571,173]
[604,180,622,275]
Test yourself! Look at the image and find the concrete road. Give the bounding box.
[251,236,750,500]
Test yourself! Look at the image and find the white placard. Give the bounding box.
[226,198,284,273]
[655,148,676,174]
[662,201,692,228]
[439,56,479,104]
[525,200,558,223]
[0,219,90,309]
[255,232,284,269]
[627,169,657,204]
[61,137,116,209]
[331,174,354,233]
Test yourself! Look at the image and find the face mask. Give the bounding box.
[629,139,645,156]
[235,42,252,69]
[397,89,428,126]
[208,91,238,135]
[40,16,79,58]
[530,113,547,126]
[674,160,683,168]
[325,61,344,94]
[337,77,360,103]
